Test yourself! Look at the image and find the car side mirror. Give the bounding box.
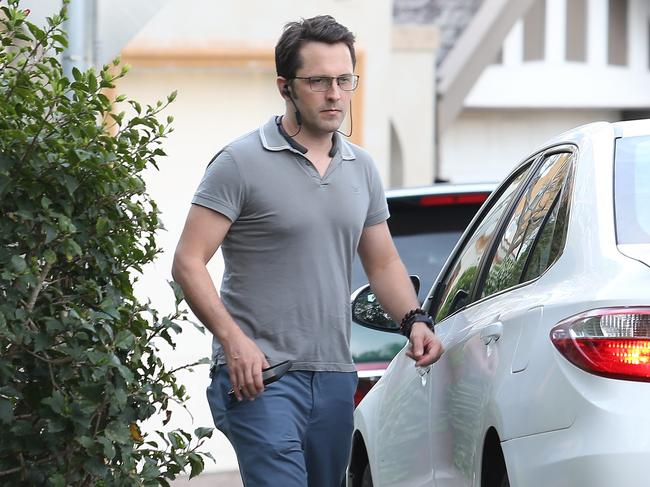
[350,275,421,333]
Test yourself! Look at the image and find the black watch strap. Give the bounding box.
[399,310,434,338]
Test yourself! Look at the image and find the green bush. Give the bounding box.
[0,1,212,485]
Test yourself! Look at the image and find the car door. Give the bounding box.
[428,149,576,486]
[425,165,532,486]
[372,341,437,486]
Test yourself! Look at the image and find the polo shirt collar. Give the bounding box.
[259,116,356,161]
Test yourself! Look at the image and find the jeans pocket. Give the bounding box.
[206,366,231,429]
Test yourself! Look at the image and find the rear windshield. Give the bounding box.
[615,135,650,244]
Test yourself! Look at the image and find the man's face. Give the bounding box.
[289,41,354,137]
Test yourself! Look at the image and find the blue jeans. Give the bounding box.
[206,365,357,487]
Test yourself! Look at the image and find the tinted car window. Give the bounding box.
[615,135,650,244]
[481,152,573,298]
[434,169,530,323]
[350,195,488,363]
[522,158,574,281]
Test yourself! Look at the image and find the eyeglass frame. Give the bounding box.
[290,74,360,92]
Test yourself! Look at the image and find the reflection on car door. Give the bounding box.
[427,164,531,486]
[373,342,436,486]
[428,150,576,486]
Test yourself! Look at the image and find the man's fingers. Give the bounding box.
[405,340,422,361]
[229,369,244,401]
[407,329,444,366]
[416,340,444,367]
[409,335,424,359]
[242,367,258,400]
[230,360,266,401]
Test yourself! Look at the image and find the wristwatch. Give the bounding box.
[399,309,435,338]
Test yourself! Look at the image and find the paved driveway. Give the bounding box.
[171,471,243,487]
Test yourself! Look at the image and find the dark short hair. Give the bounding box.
[275,15,356,80]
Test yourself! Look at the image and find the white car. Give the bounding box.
[348,119,650,487]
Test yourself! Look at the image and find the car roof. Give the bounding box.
[526,119,650,158]
[385,182,497,200]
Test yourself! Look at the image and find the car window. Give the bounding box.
[522,157,574,281]
[480,152,573,298]
[434,169,530,323]
[615,135,650,244]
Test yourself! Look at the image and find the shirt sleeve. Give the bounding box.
[364,160,390,227]
[191,149,244,222]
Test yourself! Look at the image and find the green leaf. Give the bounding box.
[27,22,46,42]
[46,418,66,433]
[52,34,68,48]
[42,390,66,415]
[88,72,97,92]
[10,255,27,272]
[77,436,94,449]
[71,66,82,82]
[43,249,57,264]
[194,426,213,440]
[34,332,52,352]
[0,153,17,172]
[64,238,82,260]
[0,397,14,424]
[63,174,79,195]
[167,431,183,450]
[0,174,10,197]
[169,280,185,304]
[50,474,66,487]
[96,216,110,236]
[97,436,116,460]
[131,100,142,114]
[114,330,135,350]
[44,224,58,244]
[188,453,204,479]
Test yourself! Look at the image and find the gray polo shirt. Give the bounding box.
[192,116,389,372]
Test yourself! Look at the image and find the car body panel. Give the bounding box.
[351,119,650,487]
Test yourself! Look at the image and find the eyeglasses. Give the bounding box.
[292,74,359,92]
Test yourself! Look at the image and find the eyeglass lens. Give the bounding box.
[309,75,358,92]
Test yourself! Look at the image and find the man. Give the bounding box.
[172,15,443,487]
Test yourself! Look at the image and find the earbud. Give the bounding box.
[282,83,302,135]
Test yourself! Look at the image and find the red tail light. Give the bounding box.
[354,377,379,407]
[551,307,650,382]
[419,193,489,207]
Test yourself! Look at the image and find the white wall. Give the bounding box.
[440,108,621,183]
[390,25,438,187]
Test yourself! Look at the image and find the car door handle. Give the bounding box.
[480,322,503,345]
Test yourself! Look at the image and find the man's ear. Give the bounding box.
[277,77,290,99]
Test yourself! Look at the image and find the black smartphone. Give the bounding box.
[227,360,293,398]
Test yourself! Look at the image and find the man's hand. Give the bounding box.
[223,331,270,401]
[405,322,444,367]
